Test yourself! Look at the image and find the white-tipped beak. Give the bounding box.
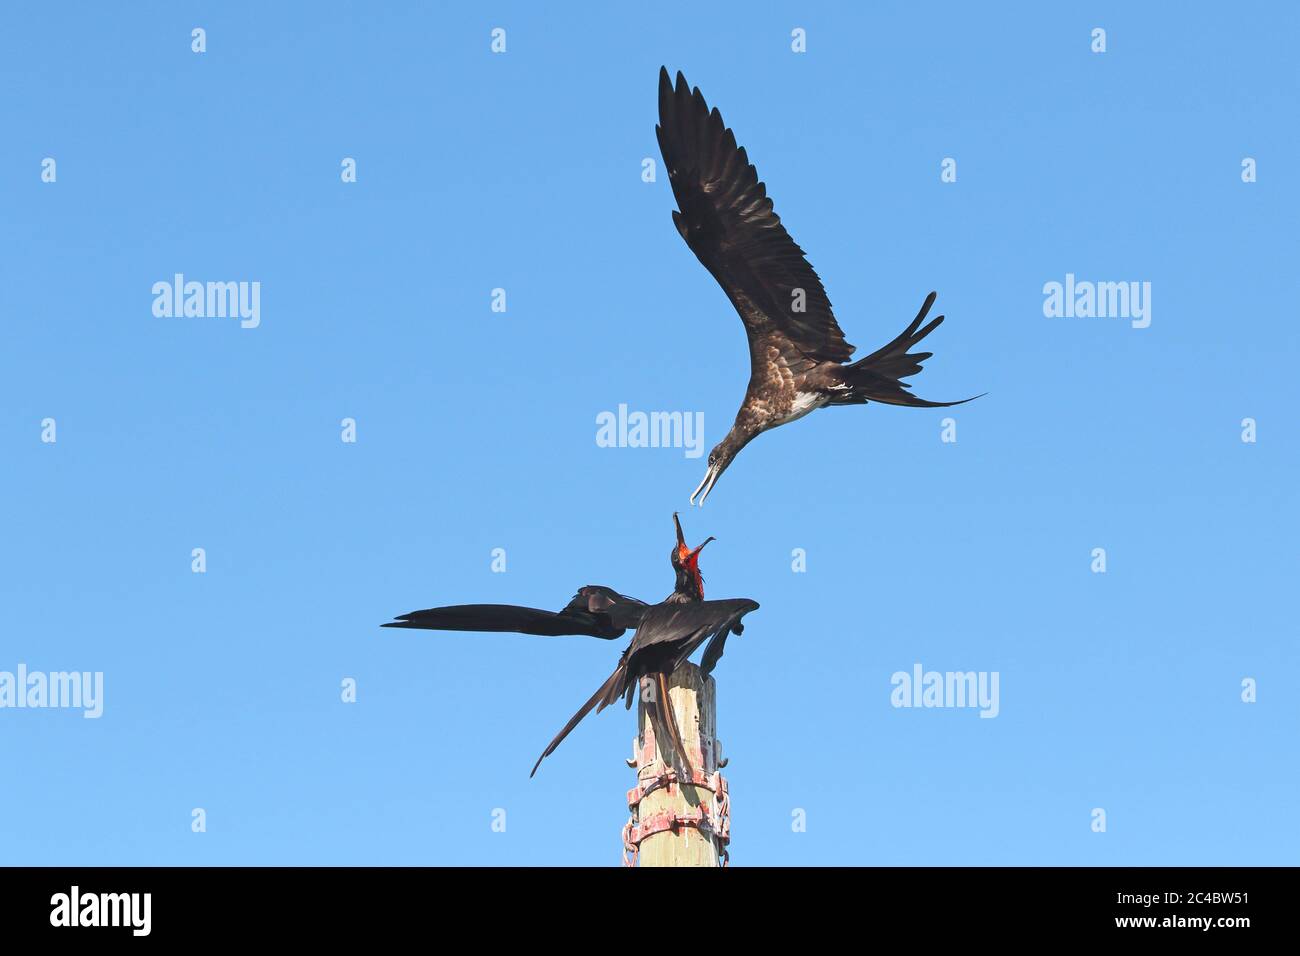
[690,469,710,505]
[690,463,722,507]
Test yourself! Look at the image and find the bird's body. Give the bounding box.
[531,592,756,776]
[382,515,757,776]
[655,68,981,503]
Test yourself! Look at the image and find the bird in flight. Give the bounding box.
[383,514,758,776]
[656,67,981,505]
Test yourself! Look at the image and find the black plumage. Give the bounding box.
[382,515,759,777]
[528,595,756,777]
[384,585,647,640]
[656,67,981,504]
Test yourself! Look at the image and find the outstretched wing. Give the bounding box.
[656,67,854,368]
[569,585,650,631]
[383,585,648,640]
[628,597,759,673]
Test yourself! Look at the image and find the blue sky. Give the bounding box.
[1,2,1296,865]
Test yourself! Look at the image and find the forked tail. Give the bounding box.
[529,659,628,777]
[831,292,982,407]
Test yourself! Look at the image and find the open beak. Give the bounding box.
[690,461,725,507]
[674,513,714,562]
[689,536,716,560]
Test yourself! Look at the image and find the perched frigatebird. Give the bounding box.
[382,515,759,777]
[656,67,982,505]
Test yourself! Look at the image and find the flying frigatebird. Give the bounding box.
[383,514,758,776]
[656,67,982,505]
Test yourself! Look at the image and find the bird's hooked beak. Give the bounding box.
[690,458,728,507]
[688,536,716,564]
[673,512,715,565]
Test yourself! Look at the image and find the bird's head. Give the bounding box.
[670,512,714,598]
[690,445,734,507]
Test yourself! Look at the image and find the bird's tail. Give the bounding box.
[529,659,628,777]
[652,671,692,777]
[830,292,982,407]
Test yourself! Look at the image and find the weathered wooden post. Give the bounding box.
[622,662,730,867]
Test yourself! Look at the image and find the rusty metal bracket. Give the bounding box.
[626,767,728,809]
[628,809,716,845]
[621,769,731,865]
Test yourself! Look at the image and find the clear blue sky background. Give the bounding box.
[2,2,1296,866]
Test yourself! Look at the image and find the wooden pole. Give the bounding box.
[625,662,728,867]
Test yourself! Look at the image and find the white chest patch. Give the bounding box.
[777,391,828,425]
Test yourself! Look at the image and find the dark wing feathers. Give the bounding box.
[563,585,649,631]
[699,614,744,677]
[530,597,759,776]
[383,585,647,640]
[382,604,579,635]
[656,66,853,365]
[629,598,760,671]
